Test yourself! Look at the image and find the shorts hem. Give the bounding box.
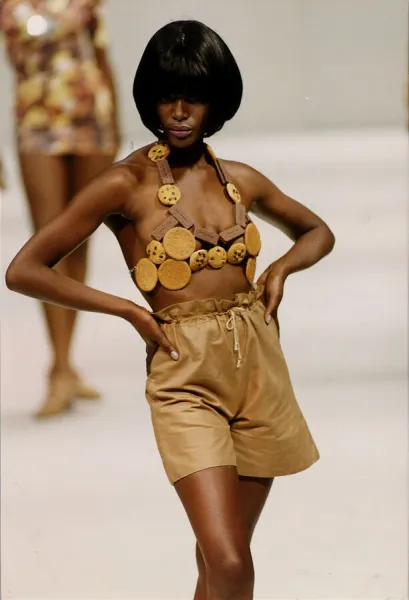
[169,462,238,486]
[237,453,320,479]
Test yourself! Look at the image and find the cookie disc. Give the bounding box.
[189,249,209,272]
[135,258,158,292]
[226,182,241,203]
[245,257,257,285]
[163,227,196,261]
[158,184,181,206]
[148,143,170,162]
[158,259,192,290]
[227,242,247,265]
[208,246,227,269]
[146,240,166,265]
[244,223,261,256]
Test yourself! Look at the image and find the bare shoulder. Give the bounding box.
[118,143,156,174]
[222,159,263,181]
[218,158,268,203]
[84,160,136,199]
[86,150,150,215]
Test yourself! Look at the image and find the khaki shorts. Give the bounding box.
[146,286,320,484]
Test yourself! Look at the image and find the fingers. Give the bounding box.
[263,273,285,325]
[155,329,179,361]
[136,308,179,361]
[264,292,281,325]
[257,269,269,286]
[148,321,178,360]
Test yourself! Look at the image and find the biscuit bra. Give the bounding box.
[130,142,262,293]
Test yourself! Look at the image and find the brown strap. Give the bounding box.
[168,205,195,229]
[214,157,229,186]
[219,225,245,244]
[206,145,229,186]
[151,215,178,241]
[156,159,174,185]
[194,227,219,246]
[235,203,247,228]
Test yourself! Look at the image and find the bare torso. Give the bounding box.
[106,144,256,312]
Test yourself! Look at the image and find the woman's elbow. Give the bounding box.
[325,225,336,247]
[5,261,28,292]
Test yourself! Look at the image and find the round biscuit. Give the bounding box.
[148,143,170,162]
[244,223,261,256]
[208,246,227,269]
[226,182,241,203]
[158,259,191,290]
[227,242,247,265]
[146,240,166,265]
[246,257,257,285]
[163,227,196,260]
[158,184,181,206]
[135,258,158,292]
[189,249,209,272]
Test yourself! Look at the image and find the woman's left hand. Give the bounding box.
[257,268,286,326]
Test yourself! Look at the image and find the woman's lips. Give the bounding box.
[169,128,193,139]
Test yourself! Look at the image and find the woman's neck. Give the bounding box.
[166,140,207,168]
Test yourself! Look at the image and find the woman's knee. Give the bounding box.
[206,547,254,596]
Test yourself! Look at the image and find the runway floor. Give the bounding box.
[1,130,407,599]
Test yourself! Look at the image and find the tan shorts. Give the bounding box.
[146,286,320,484]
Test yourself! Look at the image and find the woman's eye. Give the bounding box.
[158,95,203,105]
[158,93,177,104]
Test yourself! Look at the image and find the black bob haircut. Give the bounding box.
[133,20,243,138]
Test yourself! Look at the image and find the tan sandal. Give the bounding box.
[73,377,101,400]
[34,373,76,419]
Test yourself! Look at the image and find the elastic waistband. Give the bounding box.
[153,284,264,323]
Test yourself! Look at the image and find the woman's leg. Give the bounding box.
[190,473,274,600]
[18,152,73,373]
[175,466,273,600]
[64,154,115,356]
[18,152,78,416]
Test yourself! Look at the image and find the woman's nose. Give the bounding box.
[173,99,188,121]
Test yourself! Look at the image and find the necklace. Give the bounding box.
[130,142,261,292]
[148,142,242,207]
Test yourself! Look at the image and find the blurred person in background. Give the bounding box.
[1,0,120,418]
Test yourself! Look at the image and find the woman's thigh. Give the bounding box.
[18,152,70,229]
[69,154,115,197]
[175,466,252,569]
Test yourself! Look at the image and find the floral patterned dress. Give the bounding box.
[1,0,117,155]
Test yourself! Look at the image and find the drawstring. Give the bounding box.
[226,308,246,368]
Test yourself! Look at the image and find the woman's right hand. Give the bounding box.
[126,304,179,361]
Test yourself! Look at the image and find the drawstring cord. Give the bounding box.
[226,308,246,369]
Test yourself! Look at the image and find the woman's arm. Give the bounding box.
[248,169,335,323]
[251,172,335,279]
[5,167,178,358]
[6,167,131,315]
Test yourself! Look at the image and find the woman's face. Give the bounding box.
[157,97,210,148]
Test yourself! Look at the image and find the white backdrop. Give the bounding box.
[0,0,407,142]
[0,1,408,599]
[1,130,407,600]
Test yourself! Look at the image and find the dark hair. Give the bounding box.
[133,20,243,138]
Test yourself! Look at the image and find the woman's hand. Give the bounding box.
[257,267,286,328]
[125,304,179,361]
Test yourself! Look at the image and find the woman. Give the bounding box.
[6,20,335,600]
[1,0,119,418]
